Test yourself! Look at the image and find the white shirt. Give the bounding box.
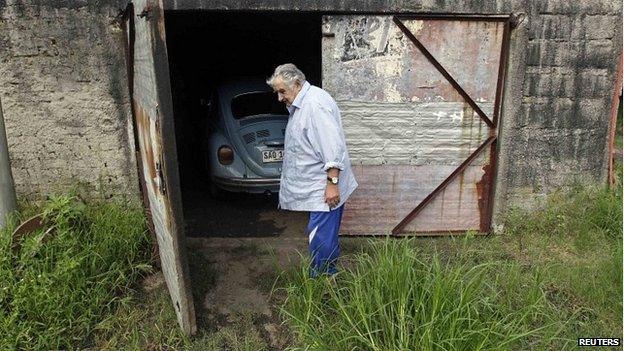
[279,81,358,212]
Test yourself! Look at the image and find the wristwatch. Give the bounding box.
[327,176,339,185]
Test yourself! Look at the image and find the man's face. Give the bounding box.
[272,77,301,107]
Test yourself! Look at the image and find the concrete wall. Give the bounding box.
[500,2,622,210]
[0,0,621,218]
[0,0,139,200]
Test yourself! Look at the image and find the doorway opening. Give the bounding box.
[164,11,322,237]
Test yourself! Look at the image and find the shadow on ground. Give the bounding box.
[181,179,308,238]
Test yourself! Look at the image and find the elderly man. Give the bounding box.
[267,63,358,277]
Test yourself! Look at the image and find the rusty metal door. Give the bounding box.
[322,15,510,235]
[124,1,196,333]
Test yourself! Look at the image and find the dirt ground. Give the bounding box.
[186,235,306,349]
[178,179,372,349]
[182,182,309,238]
[180,183,315,348]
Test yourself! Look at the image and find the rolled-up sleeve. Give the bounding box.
[306,103,347,171]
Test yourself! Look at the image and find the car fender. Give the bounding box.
[207,131,246,179]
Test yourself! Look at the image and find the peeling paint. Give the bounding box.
[131,0,196,334]
[404,19,424,36]
[324,15,504,234]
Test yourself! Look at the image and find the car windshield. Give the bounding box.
[231,91,288,119]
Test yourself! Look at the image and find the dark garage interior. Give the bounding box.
[165,11,322,237]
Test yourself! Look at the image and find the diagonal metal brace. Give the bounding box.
[392,136,497,235]
[393,16,495,129]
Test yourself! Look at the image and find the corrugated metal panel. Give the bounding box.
[322,15,507,235]
[127,0,196,334]
[340,101,490,165]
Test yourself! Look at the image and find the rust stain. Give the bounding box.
[157,8,167,43]
[134,101,158,195]
[408,19,501,102]
[439,188,445,218]
[458,170,465,208]
[11,214,45,253]
[475,163,491,232]
[608,53,623,186]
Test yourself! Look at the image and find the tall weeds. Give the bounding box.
[281,239,560,351]
[281,182,622,350]
[0,195,151,350]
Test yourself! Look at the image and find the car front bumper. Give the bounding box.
[212,176,281,194]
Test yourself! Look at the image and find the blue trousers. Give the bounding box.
[306,204,344,277]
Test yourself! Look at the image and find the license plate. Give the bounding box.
[262,150,283,163]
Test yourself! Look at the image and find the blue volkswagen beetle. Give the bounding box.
[203,79,288,197]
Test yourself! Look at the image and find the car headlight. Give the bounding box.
[218,145,234,165]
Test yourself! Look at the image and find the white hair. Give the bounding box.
[266,63,306,88]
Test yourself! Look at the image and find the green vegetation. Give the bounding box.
[0,195,152,350]
[1,174,620,350]
[90,277,189,350]
[282,241,555,350]
[281,183,622,350]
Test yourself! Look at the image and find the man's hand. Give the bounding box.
[325,183,340,208]
[326,167,341,208]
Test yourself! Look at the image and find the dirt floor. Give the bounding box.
[178,178,371,349]
[179,182,317,348]
[184,234,370,349]
[185,235,306,349]
[182,179,309,238]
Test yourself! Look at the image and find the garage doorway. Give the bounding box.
[125,3,511,334]
[164,12,322,238]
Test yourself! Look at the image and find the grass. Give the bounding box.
[502,183,622,341]
[1,174,619,350]
[0,193,273,350]
[91,281,189,351]
[281,241,561,350]
[0,194,152,350]
[280,181,622,350]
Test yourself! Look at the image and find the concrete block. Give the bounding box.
[581,39,615,68]
[529,14,572,40]
[525,39,580,67]
[583,15,618,39]
[577,68,610,97]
